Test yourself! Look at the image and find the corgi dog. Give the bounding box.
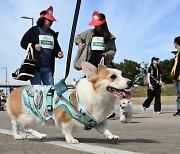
[6,62,132,144]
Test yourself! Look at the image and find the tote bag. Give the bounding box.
[12,43,36,81]
[74,45,88,70]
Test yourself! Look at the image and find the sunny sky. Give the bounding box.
[0,0,180,86]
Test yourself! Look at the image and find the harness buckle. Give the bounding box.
[55,80,68,96]
[47,105,53,111]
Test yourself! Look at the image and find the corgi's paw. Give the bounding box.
[108,135,119,141]
[14,135,23,140]
[37,133,47,140]
[66,138,79,144]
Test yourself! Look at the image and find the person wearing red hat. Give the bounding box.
[74,11,116,68]
[21,6,63,85]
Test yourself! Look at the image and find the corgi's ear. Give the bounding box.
[82,62,98,81]
[98,64,107,70]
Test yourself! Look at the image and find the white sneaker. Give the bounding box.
[154,111,161,114]
[142,107,146,112]
[107,112,116,119]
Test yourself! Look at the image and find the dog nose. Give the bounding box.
[127,80,133,87]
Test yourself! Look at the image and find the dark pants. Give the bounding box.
[143,87,161,112]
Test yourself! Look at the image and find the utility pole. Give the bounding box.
[1,67,7,96]
[21,16,34,27]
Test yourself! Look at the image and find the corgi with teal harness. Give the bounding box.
[7,62,132,144]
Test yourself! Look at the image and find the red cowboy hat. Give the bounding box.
[40,6,56,21]
[88,11,105,26]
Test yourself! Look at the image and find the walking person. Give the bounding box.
[21,6,63,85]
[171,36,180,116]
[143,57,164,114]
[75,11,117,119]
[74,10,116,68]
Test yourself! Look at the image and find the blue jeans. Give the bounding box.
[30,67,54,85]
[175,80,180,110]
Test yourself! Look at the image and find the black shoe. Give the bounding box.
[173,112,180,116]
[107,112,116,119]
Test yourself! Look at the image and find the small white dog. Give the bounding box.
[119,99,133,123]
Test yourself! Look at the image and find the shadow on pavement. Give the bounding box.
[34,137,159,145]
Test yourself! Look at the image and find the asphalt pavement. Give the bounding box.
[0,106,180,154]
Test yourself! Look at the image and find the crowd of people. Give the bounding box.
[0,90,6,111]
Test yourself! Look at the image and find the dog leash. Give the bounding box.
[99,56,105,65]
[54,0,81,93]
[150,75,166,91]
[63,0,82,81]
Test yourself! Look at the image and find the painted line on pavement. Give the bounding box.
[0,128,141,154]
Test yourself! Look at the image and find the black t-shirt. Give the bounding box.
[88,30,105,68]
[148,64,162,87]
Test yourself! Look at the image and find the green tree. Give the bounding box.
[113,58,174,85]
[159,59,174,84]
[114,59,141,84]
[138,62,148,86]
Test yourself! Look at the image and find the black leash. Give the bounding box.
[63,0,82,81]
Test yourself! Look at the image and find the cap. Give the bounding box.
[40,6,56,21]
[151,57,159,62]
[88,11,105,26]
[171,51,178,55]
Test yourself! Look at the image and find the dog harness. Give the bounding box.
[22,84,98,130]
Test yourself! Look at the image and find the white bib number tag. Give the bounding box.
[91,37,105,51]
[39,35,54,49]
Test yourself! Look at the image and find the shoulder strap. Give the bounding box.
[149,66,153,75]
[25,43,34,60]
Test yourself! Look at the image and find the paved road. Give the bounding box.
[114,105,177,111]
[0,107,180,154]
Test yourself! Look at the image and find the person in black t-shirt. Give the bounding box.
[143,57,164,114]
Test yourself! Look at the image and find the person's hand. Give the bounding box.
[102,53,108,59]
[78,43,83,49]
[58,51,63,59]
[35,44,42,51]
[160,80,165,85]
[148,83,154,90]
